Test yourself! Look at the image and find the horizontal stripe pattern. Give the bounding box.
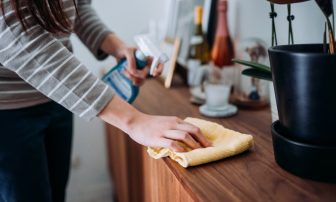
[74,0,111,60]
[0,0,114,120]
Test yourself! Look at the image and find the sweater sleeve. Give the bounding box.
[74,0,112,60]
[0,2,114,120]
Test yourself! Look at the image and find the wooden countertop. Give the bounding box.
[132,79,336,202]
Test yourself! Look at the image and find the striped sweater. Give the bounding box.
[0,0,115,120]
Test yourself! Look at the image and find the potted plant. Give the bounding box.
[233,0,336,183]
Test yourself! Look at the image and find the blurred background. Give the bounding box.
[67,0,331,201]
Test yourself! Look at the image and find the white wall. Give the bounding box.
[234,0,327,46]
[67,1,329,202]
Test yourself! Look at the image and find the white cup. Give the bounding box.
[205,82,231,110]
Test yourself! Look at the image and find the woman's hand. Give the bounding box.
[99,96,211,152]
[127,114,211,152]
[100,33,163,86]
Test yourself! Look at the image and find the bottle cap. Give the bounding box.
[135,50,146,61]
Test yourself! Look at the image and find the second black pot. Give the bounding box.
[269,44,336,144]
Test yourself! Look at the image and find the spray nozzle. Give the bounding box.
[134,34,169,75]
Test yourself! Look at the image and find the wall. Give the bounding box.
[234,0,327,46]
[67,0,329,202]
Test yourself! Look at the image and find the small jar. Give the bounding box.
[233,38,269,109]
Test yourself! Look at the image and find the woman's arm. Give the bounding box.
[74,0,111,60]
[74,1,162,85]
[0,1,114,120]
[73,1,210,150]
[99,96,211,152]
[0,1,210,151]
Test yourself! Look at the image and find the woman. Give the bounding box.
[0,0,211,201]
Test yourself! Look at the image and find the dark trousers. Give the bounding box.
[0,101,73,202]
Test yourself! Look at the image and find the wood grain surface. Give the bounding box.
[106,79,336,202]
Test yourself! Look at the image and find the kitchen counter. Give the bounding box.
[106,79,336,202]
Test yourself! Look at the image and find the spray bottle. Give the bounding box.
[102,35,169,103]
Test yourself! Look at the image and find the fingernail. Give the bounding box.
[201,141,211,147]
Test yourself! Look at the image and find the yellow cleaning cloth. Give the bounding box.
[147,117,254,168]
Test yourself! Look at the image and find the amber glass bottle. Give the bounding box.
[189,6,210,64]
[211,0,234,67]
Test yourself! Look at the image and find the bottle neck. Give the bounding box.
[194,23,203,35]
[194,6,203,25]
[216,10,229,36]
[194,6,203,36]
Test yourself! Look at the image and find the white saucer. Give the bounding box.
[199,104,238,118]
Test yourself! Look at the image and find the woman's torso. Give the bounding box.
[0,0,77,109]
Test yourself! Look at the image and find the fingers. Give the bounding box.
[145,57,163,77]
[164,130,201,150]
[122,70,142,86]
[124,48,137,75]
[124,67,148,80]
[153,63,164,77]
[138,66,149,78]
[123,67,148,86]
[124,52,163,80]
[146,57,153,67]
[175,122,212,147]
[125,64,148,80]
[159,138,186,152]
[122,48,151,86]
[124,48,147,78]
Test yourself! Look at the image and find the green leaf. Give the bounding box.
[242,68,273,81]
[232,59,271,72]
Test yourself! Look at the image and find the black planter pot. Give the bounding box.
[269,44,336,144]
[269,44,336,182]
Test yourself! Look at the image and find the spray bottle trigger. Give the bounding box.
[150,57,160,75]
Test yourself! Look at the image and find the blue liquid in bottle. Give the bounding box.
[102,50,147,103]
